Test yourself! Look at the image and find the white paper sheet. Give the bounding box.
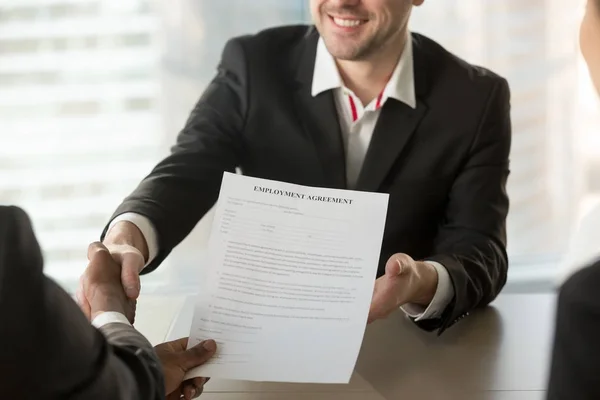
[185,172,389,383]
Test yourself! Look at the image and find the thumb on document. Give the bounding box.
[178,340,217,400]
[180,339,218,370]
[156,338,217,400]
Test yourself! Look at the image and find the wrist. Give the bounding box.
[104,221,149,261]
[410,262,438,306]
[90,297,128,321]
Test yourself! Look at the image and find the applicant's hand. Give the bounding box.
[367,253,438,323]
[77,242,136,322]
[155,337,217,400]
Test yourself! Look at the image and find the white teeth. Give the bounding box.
[333,17,362,28]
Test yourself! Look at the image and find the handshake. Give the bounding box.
[75,241,215,400]
[75,221,440,395]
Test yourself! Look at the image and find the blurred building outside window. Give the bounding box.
[0,0,597,293]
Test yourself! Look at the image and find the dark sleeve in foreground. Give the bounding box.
[0,206,164,400]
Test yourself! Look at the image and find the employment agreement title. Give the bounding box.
[254,186,353,205]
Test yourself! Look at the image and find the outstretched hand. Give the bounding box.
[368,253,438,324]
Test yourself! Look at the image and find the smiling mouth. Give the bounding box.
[329,15,368,28]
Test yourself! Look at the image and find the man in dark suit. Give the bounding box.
[0,206,215,400]
[83,0,511,334]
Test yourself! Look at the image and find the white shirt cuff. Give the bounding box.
[108,212,159,268]
[91,311,132,328]
[400,261,454,321]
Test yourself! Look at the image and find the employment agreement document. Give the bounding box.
[185,172,389,383]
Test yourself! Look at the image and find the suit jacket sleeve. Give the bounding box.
[423,78,511,333]
[0,206,164,400]
[547,261,600,400]
[101,38,248,273]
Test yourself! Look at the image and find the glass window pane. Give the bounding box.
[1,0,598,291]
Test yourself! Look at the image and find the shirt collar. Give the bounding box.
[311,32,417,109]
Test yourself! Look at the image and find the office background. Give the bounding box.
[0,0,598,293]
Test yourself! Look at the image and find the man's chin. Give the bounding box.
[322,39,366,61]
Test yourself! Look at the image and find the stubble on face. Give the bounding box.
[313,1,409,61]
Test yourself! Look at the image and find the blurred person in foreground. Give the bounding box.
[547,1,600,398]
[81,0,512,336]
[0,205,215,400]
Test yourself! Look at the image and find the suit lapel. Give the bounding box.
[288,31,431,192]
[291,28,347,189]
[355,34,431,192]
[355,100,428,192]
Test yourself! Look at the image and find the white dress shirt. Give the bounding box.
[105,31,454,322]
[91,311,132,328]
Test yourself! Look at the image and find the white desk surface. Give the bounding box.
[134,293,555,400]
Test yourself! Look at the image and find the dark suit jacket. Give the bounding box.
[547,261,600,399]
[0,206,164,399]
[106,25,511,334]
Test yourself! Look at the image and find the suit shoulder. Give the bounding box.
[561,261,600,298]
[0,205,43,271]
[219,25,314,86]
[0,206,34,244]
[229,24,313,48]
[0,205,29,222]
[223,24,313,61]
[413,32,508,91]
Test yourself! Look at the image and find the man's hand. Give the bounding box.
[367,253,438,324]
[78,221,148,320]
[103,242,146,300]
[155,337,217,400]
[77,242,136,322]
[103,221,149,300]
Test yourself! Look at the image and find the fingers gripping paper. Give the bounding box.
[185,172,388,383]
